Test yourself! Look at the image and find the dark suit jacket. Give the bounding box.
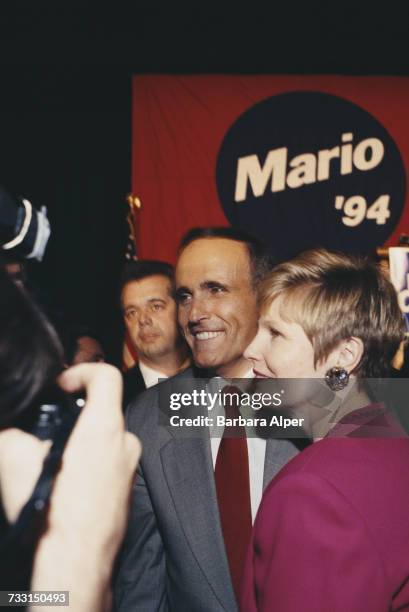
[241,405,409,611]
[113,368,300,612]
[122,364,146,409]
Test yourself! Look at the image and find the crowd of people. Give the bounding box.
[1,189,409,611]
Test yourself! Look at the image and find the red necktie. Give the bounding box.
[214,386,252,603]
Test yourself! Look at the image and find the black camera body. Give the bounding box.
[14,385,82,440]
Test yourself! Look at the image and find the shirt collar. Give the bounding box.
[139,360,168,388]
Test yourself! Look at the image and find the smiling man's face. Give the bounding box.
[175,237,258,378]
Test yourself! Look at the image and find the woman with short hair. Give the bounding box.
[241,249,409,612]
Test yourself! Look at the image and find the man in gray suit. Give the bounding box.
[114,227,299,611]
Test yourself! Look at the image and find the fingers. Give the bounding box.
[58,363,124,426]
[124,431,142,470]
[56,362,141,485]
[58,364,142,464]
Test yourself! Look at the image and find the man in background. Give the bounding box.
[120,260,190,405]
[1,255,26,286]
[60,323,106,365]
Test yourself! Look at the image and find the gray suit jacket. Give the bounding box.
[113,368,299,612]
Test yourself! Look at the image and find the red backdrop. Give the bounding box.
[132,75,409,263]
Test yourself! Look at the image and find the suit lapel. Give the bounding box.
[161,431,236,611]
[156,370,300,610]
[122,364,146,407]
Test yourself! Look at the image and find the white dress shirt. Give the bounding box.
[208,372,267,522]
[139,361,169,389]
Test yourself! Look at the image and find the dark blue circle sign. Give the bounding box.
[215,92,406,259]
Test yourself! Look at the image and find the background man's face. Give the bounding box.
[4,261,25,286]
[122,275,179,362]
[72,336,105,364]
[175,238,258,377]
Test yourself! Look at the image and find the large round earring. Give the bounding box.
[325,366,349,391]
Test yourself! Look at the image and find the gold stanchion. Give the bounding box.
[125,193,142,261]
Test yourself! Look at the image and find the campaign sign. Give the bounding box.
[131,76,409,264]
[216,92,406,259]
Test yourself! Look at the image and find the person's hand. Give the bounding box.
[0,363,141,612]
[32,363,141,611]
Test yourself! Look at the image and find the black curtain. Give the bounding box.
[0,66,131,363]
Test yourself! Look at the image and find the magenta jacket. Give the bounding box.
[241,406,409,611]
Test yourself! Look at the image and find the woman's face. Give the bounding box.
[244,295,331,380]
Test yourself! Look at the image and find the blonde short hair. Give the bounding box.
[259,249,406,378]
